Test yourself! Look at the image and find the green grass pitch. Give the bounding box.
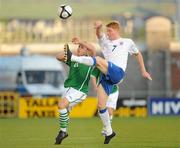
[0,117,180,148]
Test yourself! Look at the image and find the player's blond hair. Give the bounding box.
[106,21,121,32]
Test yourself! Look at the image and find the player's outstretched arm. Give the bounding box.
[94,21,103,39]
[72,37,96,56]
[134,52,152,81]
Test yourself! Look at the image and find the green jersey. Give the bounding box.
[91,67,118,93]
[64,60,93,94]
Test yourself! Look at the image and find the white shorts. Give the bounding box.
[62,87,87,108]
[106,90,119,109]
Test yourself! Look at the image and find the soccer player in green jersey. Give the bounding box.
[54,37,96,144]
[91,67,119,135]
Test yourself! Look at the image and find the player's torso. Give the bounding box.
[101,38,132,71]
[64,62,92,93]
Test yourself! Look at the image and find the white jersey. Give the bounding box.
[98,34,139,71]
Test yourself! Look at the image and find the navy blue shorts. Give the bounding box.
[99,62,125,95]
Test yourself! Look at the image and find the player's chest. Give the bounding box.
[103,41,129,55]
[71,63,90,72]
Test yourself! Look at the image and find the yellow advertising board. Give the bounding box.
[69,97,98,118]
[19,97,98,118]
[114,107,147,117]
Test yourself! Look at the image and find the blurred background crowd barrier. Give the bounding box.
[0,17,177,44]
[0,16,140,44]
[0,19,97,43]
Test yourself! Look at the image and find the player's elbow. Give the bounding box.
[133,52,140,57]
[89,50,96,57]
[87,45,96,56]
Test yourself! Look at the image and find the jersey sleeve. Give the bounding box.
[91,67,101,85]
[128,39,139,55]
[91,67,100,78]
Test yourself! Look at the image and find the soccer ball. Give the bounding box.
[58,4,72,19]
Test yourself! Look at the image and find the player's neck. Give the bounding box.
[111,35,121,41]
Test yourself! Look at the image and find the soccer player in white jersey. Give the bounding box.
[65,20,152,144]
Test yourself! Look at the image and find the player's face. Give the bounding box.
[106,27,118,40]
[77,45,87,56]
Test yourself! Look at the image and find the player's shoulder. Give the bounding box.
[121,38,134,43]
[120,38,135,46]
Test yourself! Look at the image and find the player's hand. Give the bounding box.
[56,51,66,61]
[72,37,81,44]
[94,21,103,29]
[142,71,152,81]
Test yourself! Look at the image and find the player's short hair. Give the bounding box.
[106,21,121,32]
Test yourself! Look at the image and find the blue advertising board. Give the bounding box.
[148,98,180,116]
